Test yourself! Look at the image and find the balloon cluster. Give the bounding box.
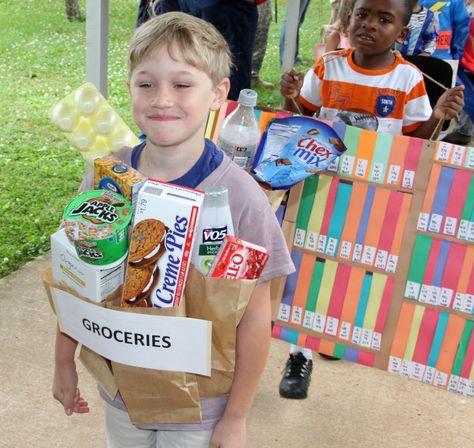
[49,83,139,165]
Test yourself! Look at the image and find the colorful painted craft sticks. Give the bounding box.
[389,302,474,395]
[418,164,473,241]
[271,323,376,366]
[435,141,474,169]
[277,255,394,352]
[293,175,411,273]
[336,126,423,190]
[405,235,474,314]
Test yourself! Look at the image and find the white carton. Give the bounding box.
[51,229,125,302]
[129,179,204,307]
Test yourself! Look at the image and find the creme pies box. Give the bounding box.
[126,179,204,308]
[51,229,126,302]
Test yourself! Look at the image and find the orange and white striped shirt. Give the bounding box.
[299,48,432,135]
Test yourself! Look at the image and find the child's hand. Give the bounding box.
[210,415,246,447]
[53,361,89,416]
[280,70,305,100]
[433,85,465,121]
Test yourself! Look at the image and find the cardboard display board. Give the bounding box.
[207,102,473,396]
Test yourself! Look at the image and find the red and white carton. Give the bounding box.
[208,235,269,280]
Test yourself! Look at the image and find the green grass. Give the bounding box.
[0,0,330,278]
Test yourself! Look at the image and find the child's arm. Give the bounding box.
[407,85,465,140]
[280,70,313,116]
[210,281,271,448]
[325,30,341,52]
[53,328,90,415]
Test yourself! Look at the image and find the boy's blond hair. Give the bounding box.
[128,12,233,86]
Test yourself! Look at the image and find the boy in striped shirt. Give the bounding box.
[280,0,464,139]
[278,0,464,401]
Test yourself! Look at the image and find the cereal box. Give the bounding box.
[121,179,204,308]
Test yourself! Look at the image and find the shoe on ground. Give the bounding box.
[251,77,274,89]
[279,352,313,399]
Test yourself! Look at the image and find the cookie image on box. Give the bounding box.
[128,219,167,267]
[121,264,159,308]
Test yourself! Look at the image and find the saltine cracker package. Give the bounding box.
[122,179,205,308]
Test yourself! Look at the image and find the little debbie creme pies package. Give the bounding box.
[252,116,347,189]
[121,180,204,308]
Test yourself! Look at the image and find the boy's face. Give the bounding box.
[348,0,409,58]
[128,46,229,150]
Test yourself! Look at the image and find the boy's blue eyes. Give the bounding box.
[137,83,190,89]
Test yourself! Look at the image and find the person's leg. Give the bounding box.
[199,2,258,100]
[156,429,213,447]
[279,344,313,399]
[228,1,258,99]
[105,402,157,448]
[294,0,311,64]
[279,0,311,67]
[136,0,151,27]
[252,0,274,88]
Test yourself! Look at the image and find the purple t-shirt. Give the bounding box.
[83,141,295,430]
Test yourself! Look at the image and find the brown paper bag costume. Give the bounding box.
[43,264,256,425]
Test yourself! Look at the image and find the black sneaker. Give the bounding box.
[279,352,313,399]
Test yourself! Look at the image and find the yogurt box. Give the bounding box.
[121,179,204,308]
[51,228,126,302]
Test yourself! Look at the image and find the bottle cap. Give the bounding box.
[202,186,230,209]
[237,89,258,107]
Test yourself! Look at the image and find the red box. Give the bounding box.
[209,236,269,280]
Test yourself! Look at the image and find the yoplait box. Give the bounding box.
[94,155,146,211]
[209,235,269,280]
[121,179,204,308]
[51,228,126,302]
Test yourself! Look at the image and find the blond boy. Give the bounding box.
[53,12,294,448]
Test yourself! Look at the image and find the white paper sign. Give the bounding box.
[52,288,212,376]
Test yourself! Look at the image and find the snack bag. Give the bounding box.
[252,116,347,190]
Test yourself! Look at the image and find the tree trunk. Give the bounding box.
[65,0,83,22]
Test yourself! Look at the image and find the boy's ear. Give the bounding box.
[126,80,131,94]
[395,26,409,44]
[211,77,231,111]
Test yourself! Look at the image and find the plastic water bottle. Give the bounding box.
[217,89,261,170]
[192,186,234,275]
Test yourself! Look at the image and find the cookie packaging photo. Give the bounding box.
[120,179,205,309]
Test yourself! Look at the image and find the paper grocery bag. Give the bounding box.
[43,268,202,425]
[106,302,202,425]
[185,265,256,398]
[42,268,120,399]
[261,186,286,212]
